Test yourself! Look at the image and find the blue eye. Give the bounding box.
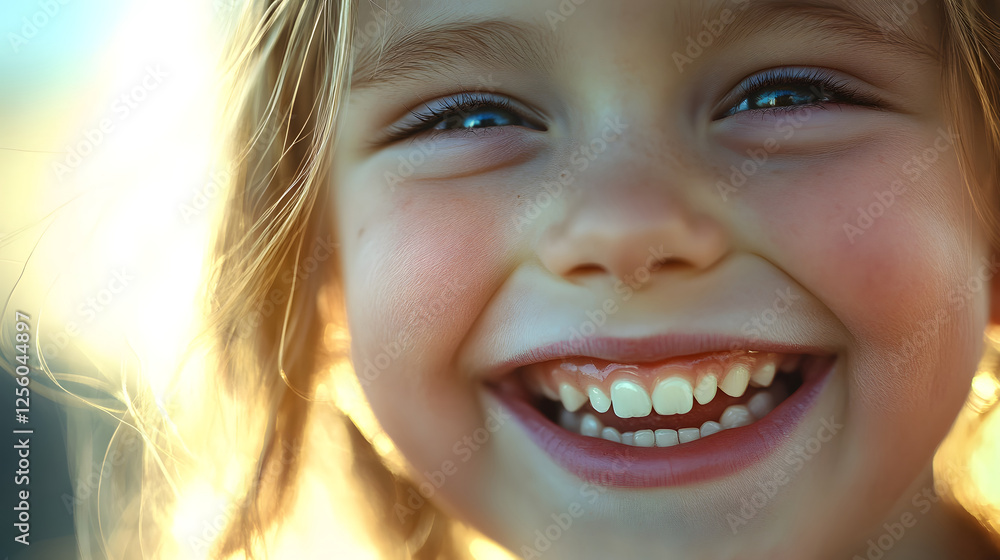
[433,106,524,130]
[383,93,546,142]
[720,67,882,118]
[729,85,832,114]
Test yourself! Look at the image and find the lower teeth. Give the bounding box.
[558,385,789,447]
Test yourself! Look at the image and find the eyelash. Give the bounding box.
[716,67,883,119]
[381,68,882,142]
[382,93,542,143]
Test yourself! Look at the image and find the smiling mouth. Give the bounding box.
[487,346,836,487]
[533,351,807,445]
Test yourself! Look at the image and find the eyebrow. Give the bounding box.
[350,0,939,90]
[351,19,557,90]
[688,0,939,60]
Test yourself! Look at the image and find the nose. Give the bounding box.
[537,174,729,286]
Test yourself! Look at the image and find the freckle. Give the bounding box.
[357,227,365,239]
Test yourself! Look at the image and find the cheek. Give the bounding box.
[337,181,516,477]
[748,143,986,414]
[775,173,944,330]
[752,142,971,325]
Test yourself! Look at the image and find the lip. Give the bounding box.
[486,352,835,488]
[478,333,832,383]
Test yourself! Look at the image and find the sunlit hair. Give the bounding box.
[79,0,1000,558]
[943,0,1000,240]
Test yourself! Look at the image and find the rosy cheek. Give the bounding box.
[751,148,967,336]
[341,183,516,469]
[747,146,984,421]
[365,190,512,350]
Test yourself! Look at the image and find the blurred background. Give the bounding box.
[1,1,232,557]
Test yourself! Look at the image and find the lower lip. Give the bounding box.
[488,359,835,488]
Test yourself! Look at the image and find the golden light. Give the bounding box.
[468,536,519,560]
[330,361,410,475]
[171,481,233,560]
[970,412,1000,505]
[935,361,1000,548]
[970,371,1000,413]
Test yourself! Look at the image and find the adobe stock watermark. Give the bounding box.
[875,0,930,40]
[211,0,237,14]
[182,441,302,555]
[511,116,629,233]
[42,267,136,359]
[257,439,304,488]
[851,465,966,560]
[726,416,843,533]
[235,234,338,339]
[565,245,672,349]
[183,494,240,557]
[353,0,403,51]
[734,287,801,348]
[886,254,999,373]
[7,0,72,53]
[843,127,957,244]
[357,276,469,387]
[394,406,511,523]
[382,135,440,192]
[517,481,607,559]
[52,65,169,182]
[178,168,230,224]
[61,429,142,514]
[715,104,819,202]
[673,0,750,73]
[545,0,588,31]
[185,440,304,555]
[517,452,636,558]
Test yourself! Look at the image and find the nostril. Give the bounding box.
[565,263,607,278]
[647,258,685,273]
[537,206,730,284]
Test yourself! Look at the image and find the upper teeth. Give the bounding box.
[750,361,776,387]
[587,385,611,413]
[719,363,750,397]
[693,374,718,405]
[610,379,652,418]
[651,377,693,415]
[558,383,587,412]
[535,352,794,420]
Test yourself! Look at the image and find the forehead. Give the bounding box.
[351,0,942,89]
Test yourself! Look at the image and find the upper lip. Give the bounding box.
[478,333,832,383]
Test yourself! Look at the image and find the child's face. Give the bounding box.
[331,0,991,557]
